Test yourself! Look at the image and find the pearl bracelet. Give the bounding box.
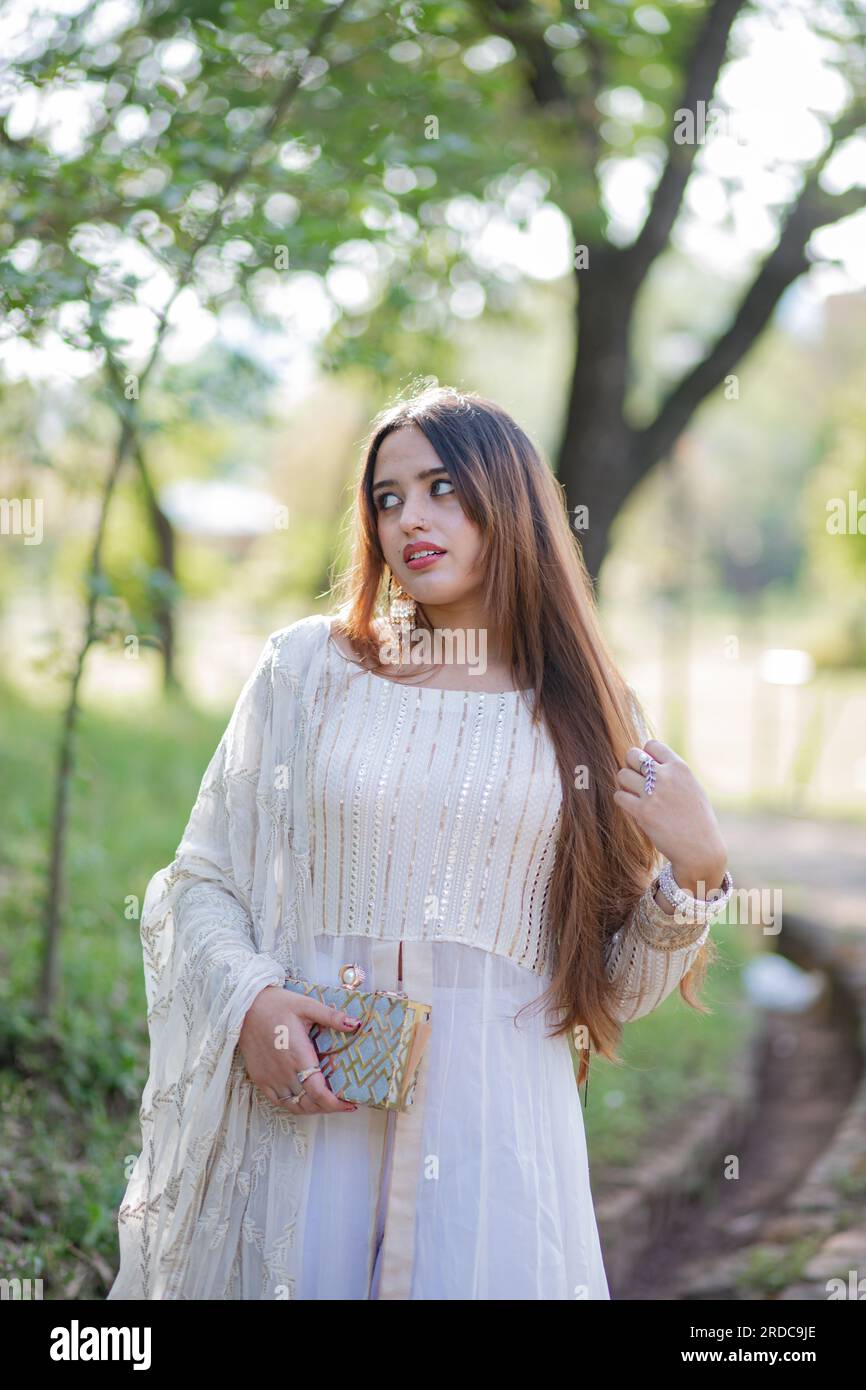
[657,862,734,926]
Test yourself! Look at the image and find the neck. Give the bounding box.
[415,602,509,666]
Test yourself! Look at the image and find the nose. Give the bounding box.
[398,488,430,533]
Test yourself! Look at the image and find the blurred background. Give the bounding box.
[0,0,864,1301]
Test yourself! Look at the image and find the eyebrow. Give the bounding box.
[371,466,450,495]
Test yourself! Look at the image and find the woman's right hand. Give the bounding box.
[239,984,361,1115]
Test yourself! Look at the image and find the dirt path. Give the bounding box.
[613,962,861,1299]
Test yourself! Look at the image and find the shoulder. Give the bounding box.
[262,611,388,681]
[266,612,333,676]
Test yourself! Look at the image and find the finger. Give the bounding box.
[266,1082,323,1117]
[641,738,677,762]
[616,767,646,797]
[302,1090,355,1114]
[294,1027,327,1076]
[287,1031,356,1112]
[285,1090,317,1116]
[262,1083,305,1112]
[624,745,658,773]
[301,1069,356,1113]
[300,998,363,1034]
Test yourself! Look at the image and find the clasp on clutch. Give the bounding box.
[338,961,408,999]
[338,962,366,988]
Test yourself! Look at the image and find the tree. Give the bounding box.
[2,0,864,1002]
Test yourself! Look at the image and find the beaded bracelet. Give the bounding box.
[657,862,734,927]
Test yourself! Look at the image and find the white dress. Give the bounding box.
[287,621,711,1300]
[106,613,715,1301]
[297,937,612,1298]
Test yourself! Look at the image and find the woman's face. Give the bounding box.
[372,423,485,609]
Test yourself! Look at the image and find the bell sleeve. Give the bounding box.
[603,879,712,1024]
[108,630,290,1300]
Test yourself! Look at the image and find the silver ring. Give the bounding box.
[277,1089,303,1104]
[296,1065,322,1085]
[638,752,657,796]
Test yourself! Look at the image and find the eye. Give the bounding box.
[375,476,454,511]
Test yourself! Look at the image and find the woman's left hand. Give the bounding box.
[613,738,728,895]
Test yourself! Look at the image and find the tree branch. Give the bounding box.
[471,0,571,109]
[636,178,866,470]
[624,0,747,291]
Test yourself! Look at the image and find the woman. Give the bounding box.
[107,385,732,1300]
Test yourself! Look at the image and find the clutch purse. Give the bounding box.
[283,961,433,1112]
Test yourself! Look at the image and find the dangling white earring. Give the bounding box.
[387,572,416,665]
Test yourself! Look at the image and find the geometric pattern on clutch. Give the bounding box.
[283,973,432,1112]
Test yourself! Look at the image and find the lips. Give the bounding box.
[403,543,447,562]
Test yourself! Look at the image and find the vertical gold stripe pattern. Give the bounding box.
[306,635,567,977]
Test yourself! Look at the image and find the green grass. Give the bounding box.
[582,917,759,1171]
[0,678,229,1299]
[0,677,759,1297]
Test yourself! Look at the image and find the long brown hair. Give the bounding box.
[329,383,716,1083]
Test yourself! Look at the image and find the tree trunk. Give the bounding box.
[135,441,177,691]
[41,421,133,1013]
[557,248,639,586]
